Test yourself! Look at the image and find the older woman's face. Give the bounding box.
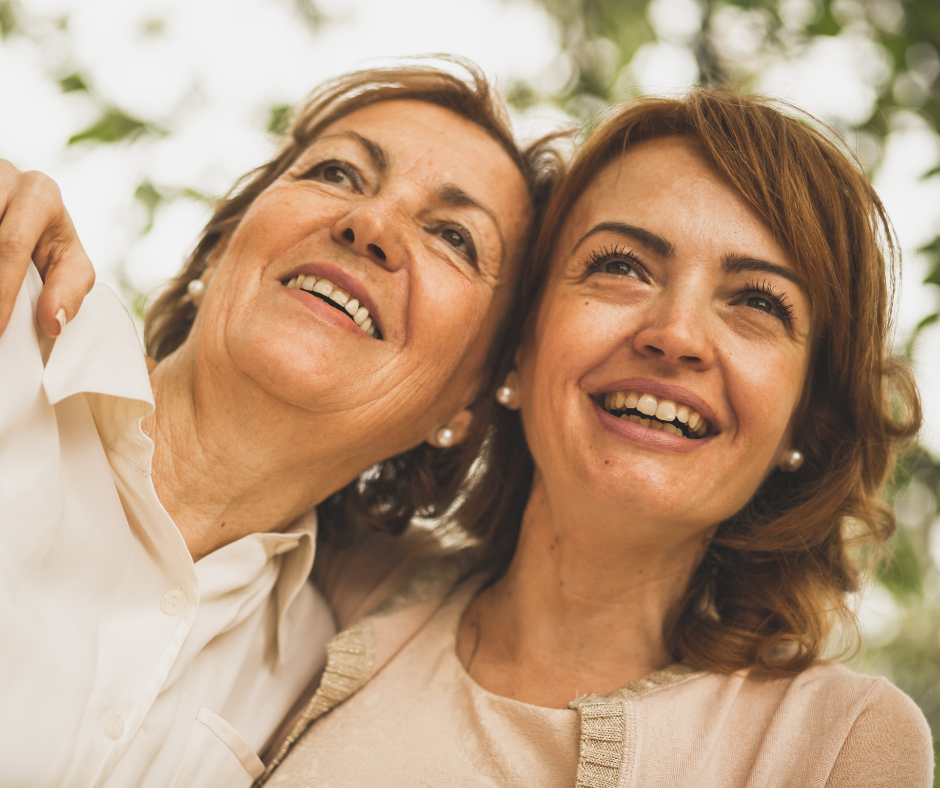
[517,136,812,535]
[190,99,531,459]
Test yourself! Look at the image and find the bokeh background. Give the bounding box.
[2,0,939,770]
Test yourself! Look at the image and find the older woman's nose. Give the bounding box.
[632,300,714,368]
[333,204,404,271]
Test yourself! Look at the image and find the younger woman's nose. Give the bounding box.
[632,299,714,367]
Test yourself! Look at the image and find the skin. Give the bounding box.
[457,136,813,708]
[0,99,532,561]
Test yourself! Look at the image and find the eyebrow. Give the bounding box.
[573,221,675,258]
[317,131,388,171]
[438,183,506,262]
[722,254,805,291]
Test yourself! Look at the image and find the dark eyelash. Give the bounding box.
[742,279,795,325]
[301,159,363,189]
[583,245,642,274]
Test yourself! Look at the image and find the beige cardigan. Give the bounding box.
[256,531,934,787]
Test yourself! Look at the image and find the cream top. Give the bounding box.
[266,580,581,787]
[265,572,933,788]
[0,267,336,788]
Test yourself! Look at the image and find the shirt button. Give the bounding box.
[101,710,124,740]
[160,590,187,615]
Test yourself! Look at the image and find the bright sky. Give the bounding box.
[1,0,938,461]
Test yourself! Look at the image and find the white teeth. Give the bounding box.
[655,400,676,422]
[353,307,369,326]
[602,388,709,436]
[360,317,373,333]
[312,279,333,296]
[301,276,317,292]
[287,277,300,288]
[637,394,658,416]
[345,298,359,315]
[329,287,350,307]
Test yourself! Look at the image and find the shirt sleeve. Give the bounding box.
[826,678,934,788]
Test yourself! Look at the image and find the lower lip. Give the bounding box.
[283,287,371,338]
[592,398,712,454]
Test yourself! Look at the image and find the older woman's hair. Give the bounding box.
[144,58,560,541]
[463,90,922,675]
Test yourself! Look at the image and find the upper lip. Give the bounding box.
[281,262,383,335]
[592,377,723,431]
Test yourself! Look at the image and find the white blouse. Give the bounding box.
[0,267,336,788]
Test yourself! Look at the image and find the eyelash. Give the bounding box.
[584,247,796,327]
[739,279,795,326]
[302,159,364,191]
[583,245,644,276]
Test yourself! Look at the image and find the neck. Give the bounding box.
[460,472,711,708]
[143,348,365,562]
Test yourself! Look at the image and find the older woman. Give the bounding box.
[255,91,932,787]
[0,61,556,787]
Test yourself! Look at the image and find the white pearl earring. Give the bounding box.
[434,427,455,448]
[495,371,519,409]
[779,448,804,472]
[495,385,514,406]
[186,279,206,306]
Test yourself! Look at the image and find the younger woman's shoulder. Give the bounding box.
[777,662,933,787]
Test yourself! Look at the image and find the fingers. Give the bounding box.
[0,165,95,338]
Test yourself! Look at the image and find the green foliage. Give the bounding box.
[268,104,293,136]
[58,73,89,93]
[0,0,18,38]
[68,109,160,146]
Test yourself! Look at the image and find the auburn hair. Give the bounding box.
[458,90,922,674]
[143,57,562,541]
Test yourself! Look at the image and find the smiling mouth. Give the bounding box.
[284,274,382,339]
[600,389,712,439]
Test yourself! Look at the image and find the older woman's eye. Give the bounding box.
[430,224,477,264]
[304,160,363,192]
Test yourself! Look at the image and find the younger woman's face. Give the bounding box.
[516,136,812,536]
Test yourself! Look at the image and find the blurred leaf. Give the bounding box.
[68,109,157,145]
[921,164,940,180]
[878,523,925,600]
[59,73,89,93]
[0,0,19,37]
[267,104,293,136]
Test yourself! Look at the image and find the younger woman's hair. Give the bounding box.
[143,57,562,543]
[459,89,921,675]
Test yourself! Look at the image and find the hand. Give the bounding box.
[0,160,95,338]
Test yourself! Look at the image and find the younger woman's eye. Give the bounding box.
[735,280,795,326]
[583,245,646,279]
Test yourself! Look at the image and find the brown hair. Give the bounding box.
[143,57,561,540]
[458,90,922,675]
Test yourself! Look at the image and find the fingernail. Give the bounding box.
[54,308,66,337]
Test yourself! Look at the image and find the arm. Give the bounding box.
[0,159,95,338]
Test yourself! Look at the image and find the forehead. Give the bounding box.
[309,98,532,251]
[560,136,788,265]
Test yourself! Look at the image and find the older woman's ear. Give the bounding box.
[426,409,474,448]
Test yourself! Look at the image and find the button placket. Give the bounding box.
[101,709,124,740]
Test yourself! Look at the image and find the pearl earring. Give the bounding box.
[186,279,206,306]
[434,427,455,448]
[779,448,804,472]
[495,370,519,409]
